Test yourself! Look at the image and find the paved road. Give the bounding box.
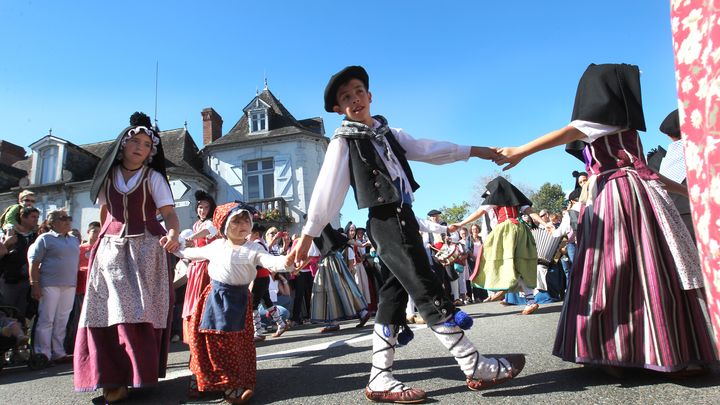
[1,301,718,404]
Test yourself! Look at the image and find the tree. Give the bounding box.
[438,201,471,225]
[528,182,565,214]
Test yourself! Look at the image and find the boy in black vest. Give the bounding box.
[287,66,525,403]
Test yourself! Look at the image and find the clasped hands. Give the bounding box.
[472,146,524,171]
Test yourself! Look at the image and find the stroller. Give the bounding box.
[0,306,49,371]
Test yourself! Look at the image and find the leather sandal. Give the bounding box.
[364,385,427,403]
[224,388,254,404]
[466,354,525,391]
[484,291,506,303]
[520,303,539,315]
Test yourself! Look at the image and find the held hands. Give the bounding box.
[159,234,181,253]
[494,146,525,171]
[470,146,502,163]
[447,223,461,233]
[286,234,313,268]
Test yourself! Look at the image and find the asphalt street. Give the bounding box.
[1,301,718,404]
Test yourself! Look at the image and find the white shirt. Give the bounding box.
[658,139,687,184]
[303,118,471,237]
[569,120,624,143]
[175,239,292,285]
[97,167,174,208]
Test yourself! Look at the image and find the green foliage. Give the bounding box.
[528,182,565,214]
[438,201,471,224]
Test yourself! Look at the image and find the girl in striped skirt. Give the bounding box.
[495,63,717,373]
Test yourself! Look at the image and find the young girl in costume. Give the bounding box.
[452,176,552,315]
[173,202,293,404]
[310,223,370,333]
[496,63,717,373]
[74,112,180,403]
[181,190,217,342]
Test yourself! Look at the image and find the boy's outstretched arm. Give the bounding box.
[496,126,585,170]
[470,146,501,162]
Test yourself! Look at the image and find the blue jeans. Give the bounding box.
[561,242,577,289]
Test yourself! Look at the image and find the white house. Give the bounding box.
[200,84,331,235]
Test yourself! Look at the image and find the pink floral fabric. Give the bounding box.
[671,0,720,351]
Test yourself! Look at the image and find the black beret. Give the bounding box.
[659,109,681,139]
[324,66,369,112]
[427,209,441,216]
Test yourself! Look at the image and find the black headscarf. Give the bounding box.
[659,109,681,139]
[566,63,646,161]
[482,177,532,207]
[90,112,169,202]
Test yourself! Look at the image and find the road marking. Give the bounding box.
[161,324,426,381]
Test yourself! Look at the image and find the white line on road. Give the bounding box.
[161,324,426,381]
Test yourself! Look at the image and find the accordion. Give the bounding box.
[531,228,562,267]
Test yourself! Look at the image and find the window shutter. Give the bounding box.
[273,155,293,200]
[229,164,244,200]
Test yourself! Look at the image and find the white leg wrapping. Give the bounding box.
[430,323,513,380]
[252,310,264,336]
[268,306,285,327]
[368,324,406,392]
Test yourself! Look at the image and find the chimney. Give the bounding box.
[0,140,27,166]
[201,107,223,146]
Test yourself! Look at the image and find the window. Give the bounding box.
[250,110,267,133]
[245,158,274,199]
[39,146,58,184]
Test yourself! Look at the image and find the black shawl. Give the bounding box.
[566,63,646,161]
[482,177,532,207]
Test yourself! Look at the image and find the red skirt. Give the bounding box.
[182,259,211,343]
[189,284,256,392]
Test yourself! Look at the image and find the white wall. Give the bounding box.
[206,137,328,235]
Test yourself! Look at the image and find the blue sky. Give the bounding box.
[0,1,677,226]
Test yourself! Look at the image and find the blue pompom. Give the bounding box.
[397,326,414,346]
[454,310,473,330]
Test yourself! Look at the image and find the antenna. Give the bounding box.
[154,61,159,128]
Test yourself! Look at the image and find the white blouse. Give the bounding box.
[175,239,292,285]
[97,167,174,208]
[569,120,624,143]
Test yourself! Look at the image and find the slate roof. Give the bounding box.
[1,128,209,192]
[208,88,326,147]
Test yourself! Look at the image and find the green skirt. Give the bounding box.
[472,220,537,290]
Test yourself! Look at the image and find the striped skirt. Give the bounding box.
[310,252,368,323]
[553,171,717,371]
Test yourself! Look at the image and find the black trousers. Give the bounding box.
[252,276,273,310]
[367,204,455,326]
[291,271,313,322]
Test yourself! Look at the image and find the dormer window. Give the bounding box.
[39,146,58,183]
[250,110,267,133]
[243,97,271,134]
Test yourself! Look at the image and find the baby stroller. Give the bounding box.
[0,306,49,371]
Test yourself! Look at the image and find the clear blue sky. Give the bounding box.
[0,1,678,226]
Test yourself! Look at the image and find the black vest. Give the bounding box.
[345,130,420,209]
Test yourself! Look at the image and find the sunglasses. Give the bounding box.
[58,216,73,221]
[22,199,36,203]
